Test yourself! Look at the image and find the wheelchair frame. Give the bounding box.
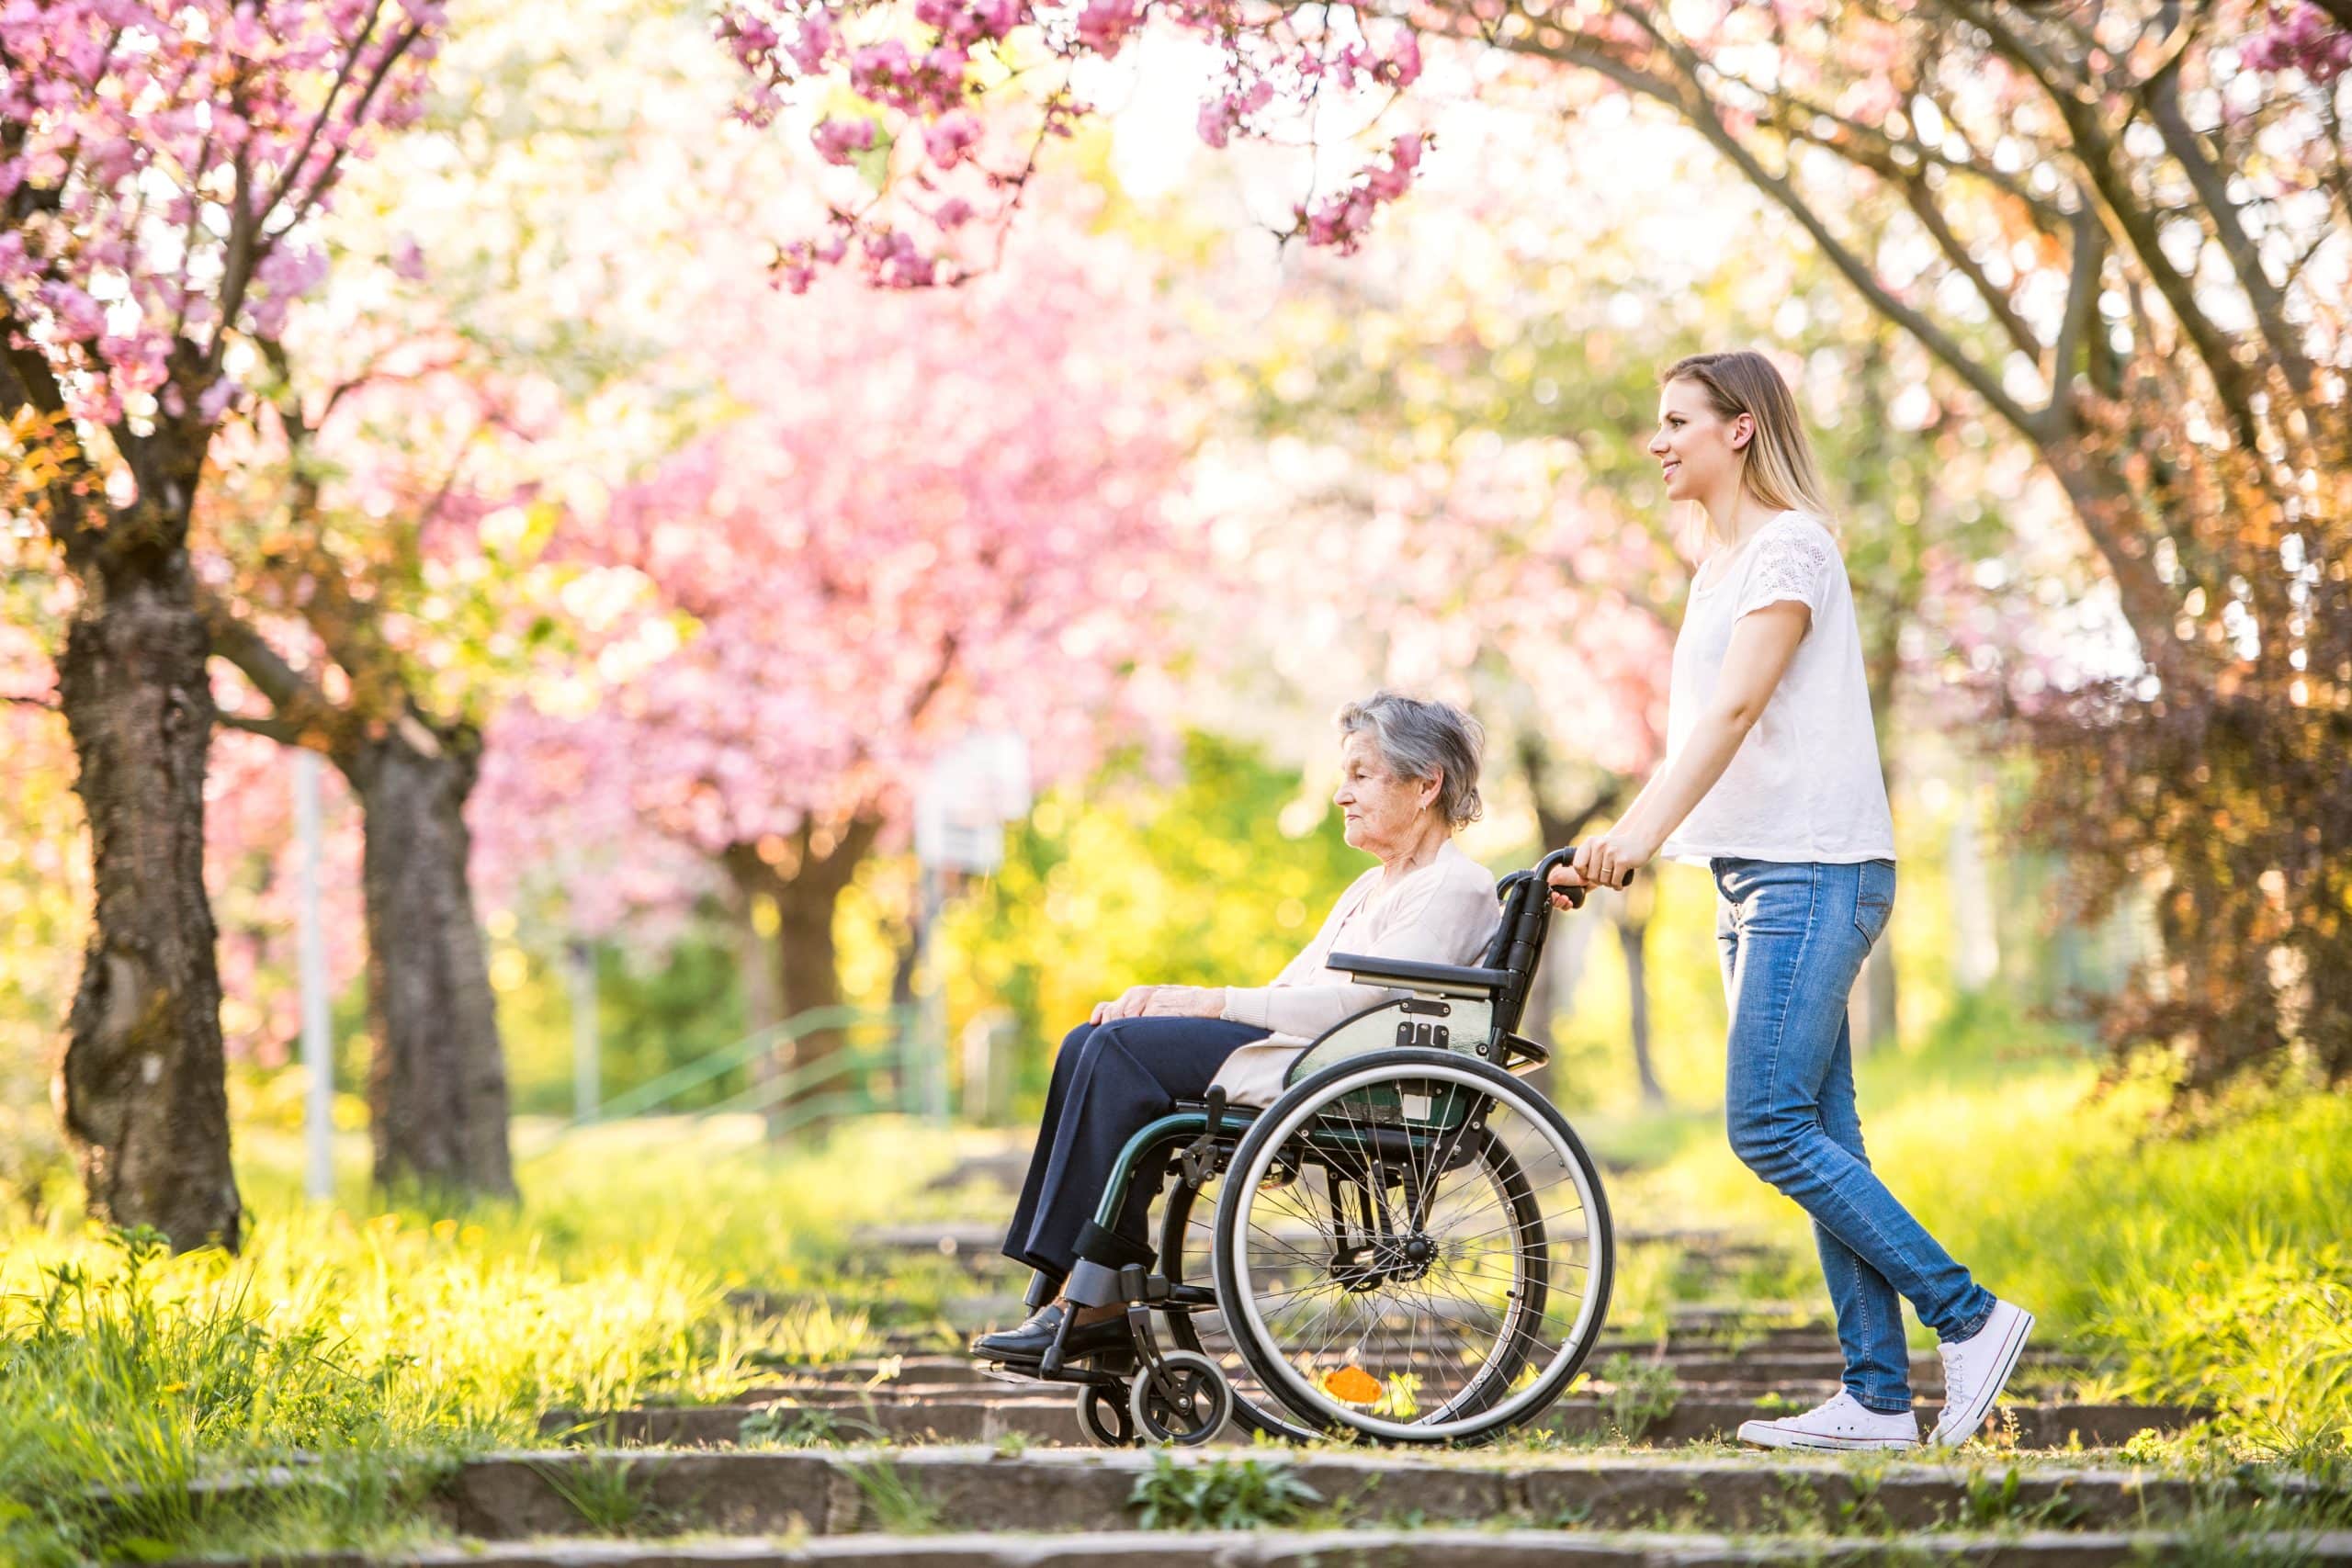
[1004,846,1611,1445]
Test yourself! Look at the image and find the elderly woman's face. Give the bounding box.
[1333,730,1437,857]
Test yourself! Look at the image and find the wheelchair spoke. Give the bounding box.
[1218,1055,1611,1440]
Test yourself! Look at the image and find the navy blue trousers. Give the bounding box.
[1001,1017,1269,1280]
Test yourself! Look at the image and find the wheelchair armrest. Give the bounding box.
[1328,952,1513,998]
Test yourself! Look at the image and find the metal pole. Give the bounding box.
[294,750,334,1203]
[567,938,600,1123]
[919,863,949,1122]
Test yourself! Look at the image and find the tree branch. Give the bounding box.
[198,592,347,750]
[2045,200,2107,431]
[1946,0,2267,455]
[1506,22,2045,441]
[216,709,306,744]
[2141,51,2313,400]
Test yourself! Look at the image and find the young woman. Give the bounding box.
[1548,350,2031,1451]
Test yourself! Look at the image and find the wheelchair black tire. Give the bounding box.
[1208,1049,1613,1445]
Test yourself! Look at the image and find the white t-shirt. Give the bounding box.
[1657,511,1896,866]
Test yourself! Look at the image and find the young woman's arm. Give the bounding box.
[1552,601,1809,900]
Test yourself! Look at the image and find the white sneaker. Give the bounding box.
[1736,1389,1919,1452]
[1930,1299,2035,1448]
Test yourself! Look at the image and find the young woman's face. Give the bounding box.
[1332,730,1437,859]
[1648,378,1752,503]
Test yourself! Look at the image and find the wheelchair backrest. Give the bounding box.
[1478,870,1554,1038]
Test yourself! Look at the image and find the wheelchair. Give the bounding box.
[985,846,1618,1447]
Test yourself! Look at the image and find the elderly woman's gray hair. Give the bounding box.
[1337,691,1485,829]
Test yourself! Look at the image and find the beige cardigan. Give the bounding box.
[1206,840,1500,1107]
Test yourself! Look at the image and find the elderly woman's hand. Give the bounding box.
[1140,985,1227,1019]
[1091,986,1159,1023]
[1090,985,1229,1023]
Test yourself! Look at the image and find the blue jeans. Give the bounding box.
[1713,857,1995,1414]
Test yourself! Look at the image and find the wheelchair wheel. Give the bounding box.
[1209,1049,1612,1445]
[1076,1382,1138,1447]
[1129,1350,1231,1446]
[1159,1165,1321,1443]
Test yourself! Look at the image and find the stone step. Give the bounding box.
[438,1446,2262,1541]
[175,1527,2352,1567]
[543,1394,2199,1451]
[921,1151,1034,1193]
[729,1348,2098,1399]
[850,1224,1780,1270]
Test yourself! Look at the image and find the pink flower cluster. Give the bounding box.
[717,0,1432,290]
[0,0,443,426]
[913,0,1027,46]
[775,218,936,291]
[1197,78,1275,149]
[844,37,975,117]
[1298,132,1427,253]
[2242,3,2352,80]
[812,115,878,164]
[1314,27,1423,90]
[1074,0,1146,59]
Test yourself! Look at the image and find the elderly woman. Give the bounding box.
[975,692,1501,1368]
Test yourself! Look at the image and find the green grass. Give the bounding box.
[0,1116,956,1564]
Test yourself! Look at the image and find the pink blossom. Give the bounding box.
[972,0,1023,35]
[2,0,438,425]
[786,11,837,74]
[1195,79,1272,149]
[922,109,982,167]
[849,39,914,94]
[1374,28,1422,88]
[38,280,105,342]
[1074,0,1143,59]
[2243,3,2352,79]
[811,115,877,165]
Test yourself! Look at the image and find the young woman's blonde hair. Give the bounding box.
[1660,350,1835,545]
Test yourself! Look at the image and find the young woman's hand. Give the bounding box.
[1548,829,1658,908]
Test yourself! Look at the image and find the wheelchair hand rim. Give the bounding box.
[1219,1054,1609,1442]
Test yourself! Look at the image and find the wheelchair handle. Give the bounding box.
[1536,843,1635,897]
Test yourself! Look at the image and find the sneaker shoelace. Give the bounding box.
[1938,1341,1967,1405]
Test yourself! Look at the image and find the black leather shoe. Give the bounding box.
[972,1304,1131,1364]
[972,1303,1063,1360]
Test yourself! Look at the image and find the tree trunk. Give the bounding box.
[1612,886,1667,1106]
[772,864,852,1105]
[725,814,882,1137]
[55,544,243,1252]
[1856,627,1904,1056]
[346,714,515,1200]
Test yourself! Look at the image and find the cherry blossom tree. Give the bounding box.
[480,231,1193,1117]
[193,0,782,1198]
[1,0,442,1248]
[198,327,535,1201]
[727,0,2352,1095]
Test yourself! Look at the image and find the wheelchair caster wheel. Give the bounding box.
[1076,1382,1138,1447]
[1129,1349,1231,1446]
